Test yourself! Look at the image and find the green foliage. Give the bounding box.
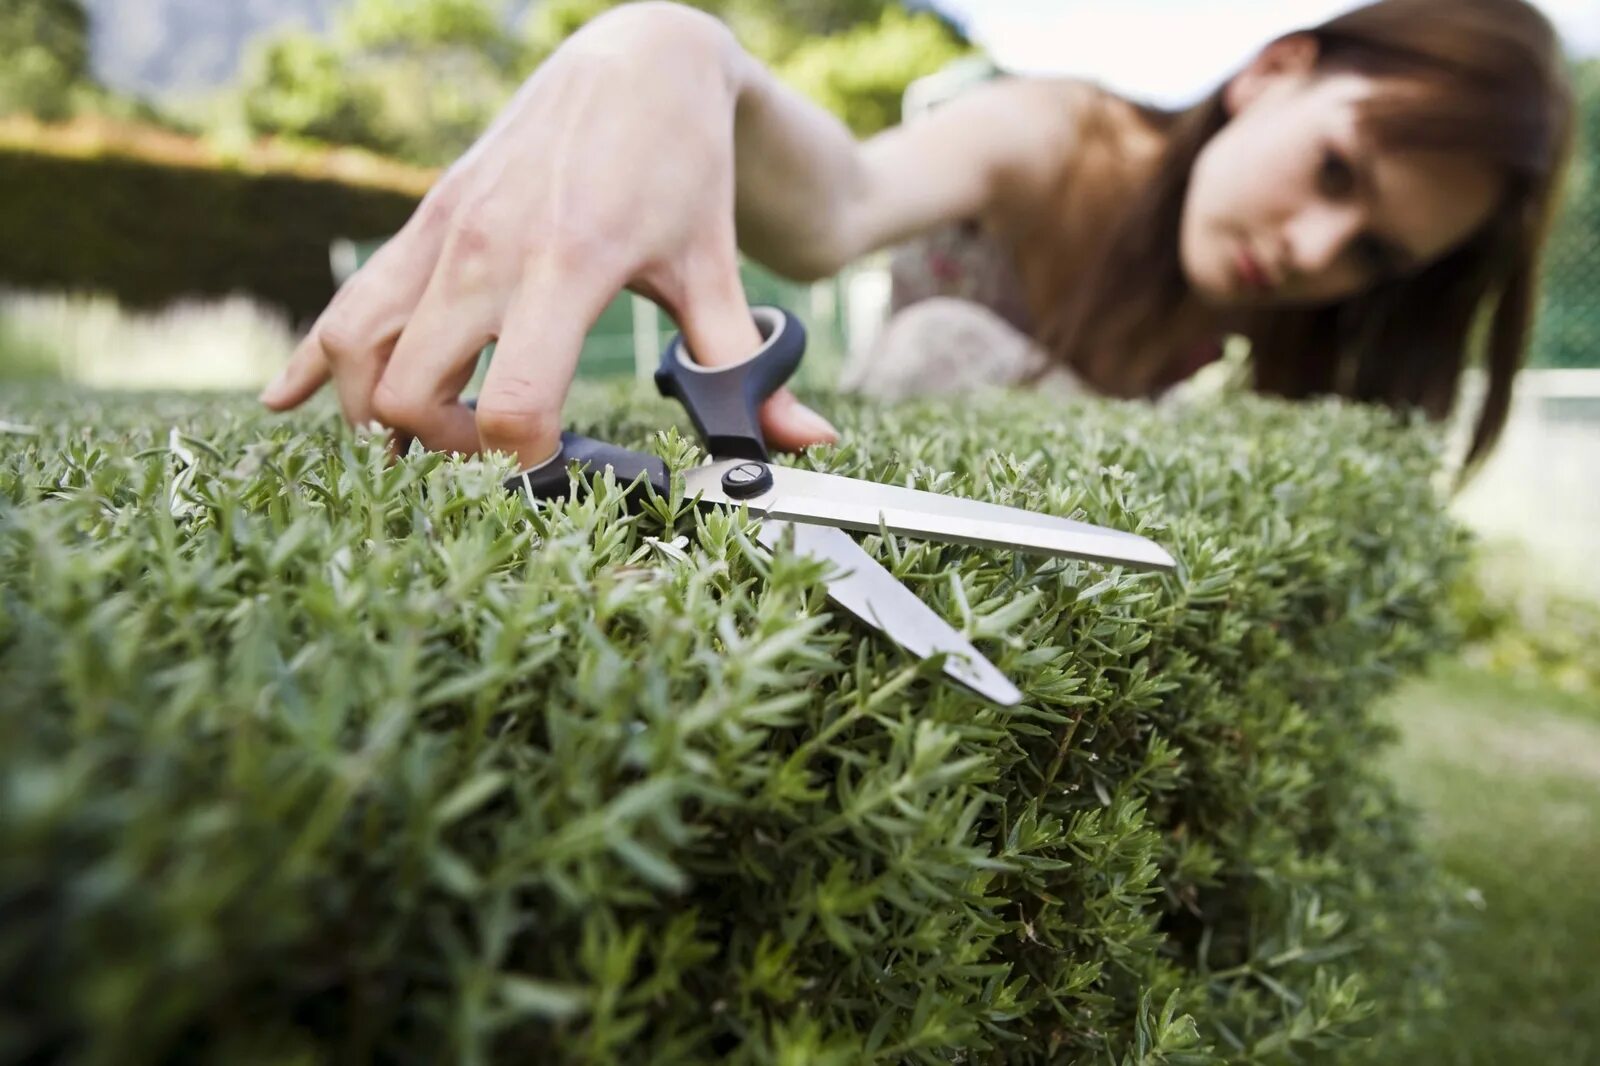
[520,0,615,64]
[0,382,1467,1062]
[523,0,944,69]
[246,0,969,162]
[0,146,420,322]
[0,0,92,121]
[0,0,176,129]
[774,6,970,136]
[341,0,516,55]
[334,0,528,161]
[240,30,396,154]
[1447,546,1600,697]
[238,0,522,166]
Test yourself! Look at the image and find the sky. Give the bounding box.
[922,0,1599,106]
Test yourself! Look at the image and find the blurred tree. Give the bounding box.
[240,30,394,152]
[241,0,523,165]
[238,0,968,161]
[519,0,612,64]
[0,0,94,120]
[523,0,969,135]
[340,0,523,74]
[774,5,968,135]
[334,0,523,163]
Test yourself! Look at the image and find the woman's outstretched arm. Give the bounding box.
[731,51,1076,279]
[259,1,1068,467]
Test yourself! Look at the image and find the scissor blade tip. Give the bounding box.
[1107,535,1176,572]
[948,663,1023,706]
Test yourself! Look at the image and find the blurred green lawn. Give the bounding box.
[1368,660,1600,1065]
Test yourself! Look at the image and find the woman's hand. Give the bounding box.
[257,3,839,470]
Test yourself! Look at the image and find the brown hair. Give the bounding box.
[1027,0,1574,470]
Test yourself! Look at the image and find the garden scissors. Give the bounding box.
[502,305,1175,705]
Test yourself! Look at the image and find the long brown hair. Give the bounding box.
[1028,0,1574,469]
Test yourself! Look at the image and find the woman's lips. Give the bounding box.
[1235,245,1274,293]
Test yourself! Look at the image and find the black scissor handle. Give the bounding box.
[460,397,669,504]
[653,305,806,462]
[499,431,669,503]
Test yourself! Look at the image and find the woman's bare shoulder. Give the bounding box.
[947,75,1111,212]
[839,74,1121,262]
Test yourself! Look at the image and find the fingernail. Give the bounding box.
[794,402,839,441]
[258,369,288,405]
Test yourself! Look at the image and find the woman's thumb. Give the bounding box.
[759,387,839,453]
[674,294,838,452]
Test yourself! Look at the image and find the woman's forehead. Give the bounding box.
[1370,147,1502,266]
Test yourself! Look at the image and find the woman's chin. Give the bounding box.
[1179,254,1239,306]
[1187,272,1250,308]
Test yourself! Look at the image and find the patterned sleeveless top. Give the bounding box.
[888,218,1036,335]
[886,218,1225,394]
[882,67,1228,395]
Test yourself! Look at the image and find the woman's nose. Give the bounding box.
[1285,204,1365,279]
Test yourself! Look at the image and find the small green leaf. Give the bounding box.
[498,975,590,1021]
[435,771,508,826]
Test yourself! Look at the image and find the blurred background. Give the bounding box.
[0,2,1596,1061]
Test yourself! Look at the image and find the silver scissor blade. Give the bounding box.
[756,520,1022,706]
[686,461,1175,572]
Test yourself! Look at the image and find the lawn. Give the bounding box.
[1369,659,1600,1065]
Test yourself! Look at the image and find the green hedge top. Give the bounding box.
[0,383,1466,1064]
[0,134,423,323]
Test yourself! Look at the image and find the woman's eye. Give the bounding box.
[1319,148,1357,198]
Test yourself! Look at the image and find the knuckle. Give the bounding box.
[410,183,460,235]
[474,392,558,450]
[441,212,507,293]
[370,378,429,431]
[541,213,617,276]
[545,234,599,277]
[316,277,403,362]
[314,312,365,363]
[448,213,498,262]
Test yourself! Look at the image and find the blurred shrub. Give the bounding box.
[0,132,424,323]
[1449,545,1600,697]
[0,382,1468,1063]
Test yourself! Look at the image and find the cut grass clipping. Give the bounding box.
[1,382,1468,1064]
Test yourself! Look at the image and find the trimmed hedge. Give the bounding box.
[0,383,1467,1064]
[0,144,420,324]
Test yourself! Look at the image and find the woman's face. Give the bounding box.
[1180,39,1503,308]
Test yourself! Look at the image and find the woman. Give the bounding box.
[259,0,1573,474]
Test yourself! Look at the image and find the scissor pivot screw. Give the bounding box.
[722,461,773,499]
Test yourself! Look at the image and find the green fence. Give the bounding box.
[1531,59,1600,369]
[1534,179,1599,369]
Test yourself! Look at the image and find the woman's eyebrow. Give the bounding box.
[1350,151,1422,268]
